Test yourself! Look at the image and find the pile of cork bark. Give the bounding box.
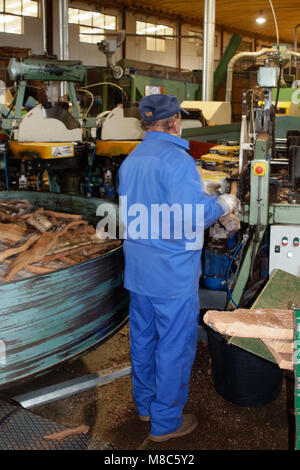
[0,199,121,283]
[203,308,294,370]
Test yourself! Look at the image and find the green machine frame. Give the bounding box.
[227,134,300,450]
[1,58,97,135]
[230,135,300,308]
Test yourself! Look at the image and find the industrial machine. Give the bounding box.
[198,44,300,311]
[91,99,209,199]
[77,31,241,199]
[0,57,97,194]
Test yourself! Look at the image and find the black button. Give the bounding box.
[275,245,280,253]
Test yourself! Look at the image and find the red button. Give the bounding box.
[255,166,264,174]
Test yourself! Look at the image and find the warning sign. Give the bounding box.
[51,145,74,157]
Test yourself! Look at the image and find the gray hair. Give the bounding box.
[141,113,179,132]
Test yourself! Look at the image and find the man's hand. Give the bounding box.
[217,193,241,216]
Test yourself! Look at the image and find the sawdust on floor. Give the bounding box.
[26,321,294,451]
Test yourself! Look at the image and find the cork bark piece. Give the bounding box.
[0,223,29,243]
[0,200,122,283]
[203,308,294,340]
[262,339,294,370]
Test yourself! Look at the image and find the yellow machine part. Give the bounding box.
[201,153,239,164]
[198,167,229,193]
[8,141,75,159]
[198,166,228,180]
[258,100,290,116]
[209,144,240,156]
[95,140,140,157]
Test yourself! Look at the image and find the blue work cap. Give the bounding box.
[139,94,189,121]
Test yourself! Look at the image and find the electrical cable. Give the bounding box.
[77,88,95,118]
[80,81,129,103]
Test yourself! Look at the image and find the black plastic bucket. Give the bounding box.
[207,327,284,406]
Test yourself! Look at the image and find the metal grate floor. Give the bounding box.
[0,399,115,450]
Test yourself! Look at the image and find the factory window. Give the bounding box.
[0,0,38,34]
[69,8,116,44]
[237,40,253,52]
[136,21,174,52]
[188,31,202,45]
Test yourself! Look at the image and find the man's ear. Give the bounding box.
[171,116,180,134]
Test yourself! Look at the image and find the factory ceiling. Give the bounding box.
[89,0,300,45]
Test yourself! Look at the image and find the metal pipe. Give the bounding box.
[59,0,69,61]
[294,24,300,69]
[202,0,215,101]
[291,50,300,59]
[59,0,69,96]
[225,48,274,103]
[41,0,47,54]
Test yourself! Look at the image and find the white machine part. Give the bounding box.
[180,101,232,125]
[99,105,145,140]
[269,225,300,277]
[181,119,203,130]
[16,104,82,142]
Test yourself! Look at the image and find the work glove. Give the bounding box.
[218,213,241,232]
[217,193,241,216]
[202,179,221,195]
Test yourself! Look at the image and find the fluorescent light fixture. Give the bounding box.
[256,10,266,24]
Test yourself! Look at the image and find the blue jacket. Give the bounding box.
[118,131,224,298]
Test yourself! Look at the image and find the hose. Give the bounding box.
[268,0,280,46]
[226,240,243,309]
[226,229,251,308]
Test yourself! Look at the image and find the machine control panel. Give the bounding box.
[269,225,300,277]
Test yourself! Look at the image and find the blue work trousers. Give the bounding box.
[129,291,200,437]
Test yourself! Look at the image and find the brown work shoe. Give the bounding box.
[149,414,198,442]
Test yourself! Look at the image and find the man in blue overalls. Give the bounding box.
[118,94,240,443]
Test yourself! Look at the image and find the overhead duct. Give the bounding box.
[225,48,274,103]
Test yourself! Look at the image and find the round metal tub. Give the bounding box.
[0,191,128,388]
